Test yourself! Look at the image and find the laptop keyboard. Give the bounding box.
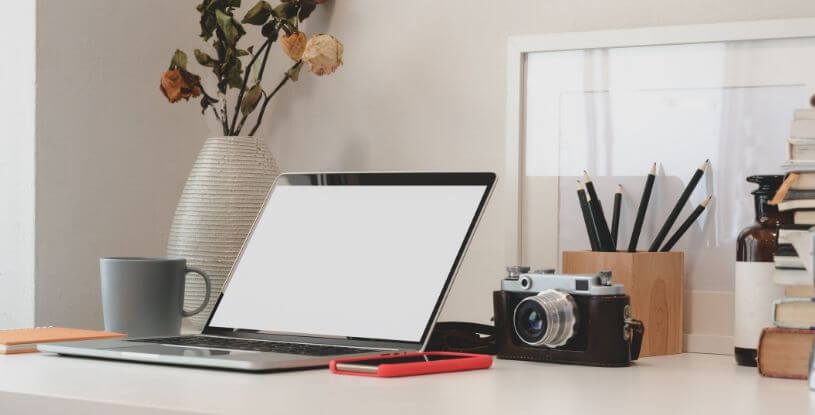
[135,336,374,356]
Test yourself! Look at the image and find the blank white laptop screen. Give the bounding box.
[209,183,487,343]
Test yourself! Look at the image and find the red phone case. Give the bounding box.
[329,352,492,377]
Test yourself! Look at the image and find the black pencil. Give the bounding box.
[583,171,615,251]
[660,196,712,252]
[611,184,622,249]
[577,181,600,251]
[627,163,656,252]
[648,159,709,252]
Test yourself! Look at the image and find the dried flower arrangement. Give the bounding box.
[160,0,342,136]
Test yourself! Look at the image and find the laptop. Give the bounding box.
[39,172,496,371]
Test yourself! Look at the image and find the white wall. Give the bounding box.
[259,0,815,324]
[35,0,210,327]
[0,2,36,328]
[26,0,815,330]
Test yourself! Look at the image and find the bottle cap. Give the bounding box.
[746,175,785,196]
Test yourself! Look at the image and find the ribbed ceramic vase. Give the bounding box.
[167,136,279,330]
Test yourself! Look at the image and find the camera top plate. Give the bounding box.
[501,270,625,296]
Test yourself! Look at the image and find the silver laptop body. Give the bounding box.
[39,172,496,371]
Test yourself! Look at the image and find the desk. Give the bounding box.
[0,353,811,414]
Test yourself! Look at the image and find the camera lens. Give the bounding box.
[514,300,547,343]
[512,289,578,348]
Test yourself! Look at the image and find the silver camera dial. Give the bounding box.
[506,266,531,279]
[513,289,578,348]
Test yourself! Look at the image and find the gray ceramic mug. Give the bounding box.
[100,257,211,338]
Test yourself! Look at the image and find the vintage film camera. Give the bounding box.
[493,266,644,367]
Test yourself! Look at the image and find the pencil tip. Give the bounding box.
[583,170,591,182]
[576,180,583,190]
[616,184,622,192]
[702,195,713,207]
[649,163,656,175]
[700,159,710,170]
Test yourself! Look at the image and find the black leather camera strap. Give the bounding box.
[426,322,497,355]
[429,319,644,361]
[627,319,644,361]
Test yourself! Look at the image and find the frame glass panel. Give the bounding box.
[523,37,815,291]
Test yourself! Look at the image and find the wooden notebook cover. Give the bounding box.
[757,327,815,380]
[0,327,126,354]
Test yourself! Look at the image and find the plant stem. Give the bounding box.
[210,106,226,134]
[248,62,298,136]
[221,96,230,135]
[197,86,227,135]
[229,40,271,135]
[234,38,274,135]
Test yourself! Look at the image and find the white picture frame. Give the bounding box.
[505,18,815,354]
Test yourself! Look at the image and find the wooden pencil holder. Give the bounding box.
[562,251,684,357]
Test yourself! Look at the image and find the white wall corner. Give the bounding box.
[0,1,36,328]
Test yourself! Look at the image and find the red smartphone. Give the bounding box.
[329,352,492,377]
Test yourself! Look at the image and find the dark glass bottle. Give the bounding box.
[734,175,791,366]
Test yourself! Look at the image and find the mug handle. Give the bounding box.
[182,267,211,317]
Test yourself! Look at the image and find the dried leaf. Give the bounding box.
[194,49,216,67]
[197,0,218,39]
[200,94,219,114]
[261,21,279,40]
[299,3,316,20]
[242,1,272,25]
[215,9,245,45]
[170,49,188,70]
[241,83,263,115]
[287,61,303,81]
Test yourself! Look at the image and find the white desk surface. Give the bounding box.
[0,352,811,414]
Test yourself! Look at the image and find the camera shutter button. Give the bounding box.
[507,266,531,279]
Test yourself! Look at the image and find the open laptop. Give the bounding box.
[39,172,496,371]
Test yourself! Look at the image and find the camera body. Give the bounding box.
[493,266,643,367]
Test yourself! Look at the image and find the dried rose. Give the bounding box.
[280,32,307,61]
[160,68,203,103]
[301,34,343,76]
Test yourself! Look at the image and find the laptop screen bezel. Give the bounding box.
[201,172,496,351]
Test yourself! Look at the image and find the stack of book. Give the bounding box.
[772,225,811,283]
[760,108,815,379]
[772,108,815,285]
[778,108,815,210]
[785,108,815,171]
[764,237,815,379]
